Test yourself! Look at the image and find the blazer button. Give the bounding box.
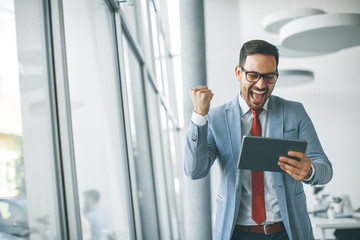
[192,133,197,142]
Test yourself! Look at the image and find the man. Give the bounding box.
[184,40,333,240]
[83,190,110,240]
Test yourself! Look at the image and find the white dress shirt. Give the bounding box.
[235,95,282,225]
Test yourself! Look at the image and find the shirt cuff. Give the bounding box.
[303,163,315,182]
[191,111,208,126]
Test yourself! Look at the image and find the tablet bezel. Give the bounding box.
[237,136,308,172]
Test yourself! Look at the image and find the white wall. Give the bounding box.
[204,0,360,226]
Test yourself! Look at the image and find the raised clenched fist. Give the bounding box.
[189,85,214,116]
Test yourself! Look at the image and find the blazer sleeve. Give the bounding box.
[184,117,218,180]
[298,103,333,185]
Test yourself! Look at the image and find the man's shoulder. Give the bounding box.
[270,95,303,108]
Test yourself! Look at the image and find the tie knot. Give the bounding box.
[251,109,262,118]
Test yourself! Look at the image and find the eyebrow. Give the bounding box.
[246,70,277,75]
[241,66,277,74]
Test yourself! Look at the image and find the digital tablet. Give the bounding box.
[237,136,308,172]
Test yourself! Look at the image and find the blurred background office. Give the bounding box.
[0,0,359,239]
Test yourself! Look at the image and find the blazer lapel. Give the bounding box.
[268,97,289,228]
[268,96,286,185]
[268,96,283,139]
[225,96,242,168]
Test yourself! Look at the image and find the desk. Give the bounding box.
[310,215,360,240]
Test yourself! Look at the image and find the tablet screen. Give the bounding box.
[237,136,308,172]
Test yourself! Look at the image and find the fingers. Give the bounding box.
[278,159,307,181]
[189,85,214,116]
[277,161,304,181]
[189,85,210,95]
[191,85,207,91]
[279,156,300,167]
[278,151,312,181]
[287,151,305,159]
[190,86,213,100]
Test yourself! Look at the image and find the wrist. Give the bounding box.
[303,163,315,182]
[305,167,312,179]
[194,109,208,116]
[191,111,208,125]
[305,168,312,179]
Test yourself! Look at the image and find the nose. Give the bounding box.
[254,76,267,89]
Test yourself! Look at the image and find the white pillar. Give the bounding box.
[180,0,212,239]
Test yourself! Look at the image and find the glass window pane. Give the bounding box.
[0,0,64,238]
[145,79,172,239]
[167,118,183,232]
[122,34,160,240]
[159,106,180,239]
[149,2,164,93]
[120,1,139,42]
[62,0,132,239]
[159,33,170,103]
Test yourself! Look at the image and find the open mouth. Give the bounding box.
[250,89,266,103]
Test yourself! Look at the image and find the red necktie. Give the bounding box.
[251,109,265,225]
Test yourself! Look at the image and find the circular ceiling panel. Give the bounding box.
[277,45,333,58]
[280,13,360,52]
[263,8,326,34]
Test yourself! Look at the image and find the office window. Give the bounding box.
[120,0,184,237]
[61,0,133,239]
[0,0,65,238]
[2,0,185,239]
[167,117,183,235]
[120,0,140,42]
[159,105,181,239]
[149,1,164,93]
[158,32,170,104]
[122,34,161,239]
[144,77,172,239]
[166,0,182,122]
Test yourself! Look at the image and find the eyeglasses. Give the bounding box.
[240,66,278,84]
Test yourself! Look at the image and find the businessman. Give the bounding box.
[184,40,333,240]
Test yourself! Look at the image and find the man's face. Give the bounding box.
[235,54,277,110]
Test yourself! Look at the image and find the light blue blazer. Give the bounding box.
[184,95,333,240]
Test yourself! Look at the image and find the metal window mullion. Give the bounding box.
[112,9,138,240]
[159,94,180,130]
[114,11,144,240]
[119,8,145,64]
[148,0,166,93]
[119,3,164,99]
[48,0,83,239]
[154,92,178,239]
[105,0,119,11]
[147,70,159,94]
[141,68,163,239]
[42,0,68,238]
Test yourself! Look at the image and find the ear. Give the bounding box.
[235,65,242,81]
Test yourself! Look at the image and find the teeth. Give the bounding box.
[252,90,265,94]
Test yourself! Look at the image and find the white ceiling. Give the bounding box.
[205,0,360,105]
[240,0,360,44]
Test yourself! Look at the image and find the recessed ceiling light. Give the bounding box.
[277,69,314,87]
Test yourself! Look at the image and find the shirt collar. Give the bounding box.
[238,92,269,116]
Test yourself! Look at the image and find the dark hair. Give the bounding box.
[84,189,100,203]
[239,40,279,69]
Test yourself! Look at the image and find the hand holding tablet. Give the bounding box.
[237,136,308,172]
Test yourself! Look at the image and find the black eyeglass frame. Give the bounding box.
[240,66,279,84]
